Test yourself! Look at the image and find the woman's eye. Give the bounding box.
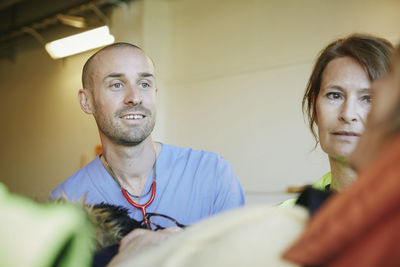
[326,92,342,100]
[361,95,372,104]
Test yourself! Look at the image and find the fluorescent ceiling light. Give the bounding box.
[45,26,115,59]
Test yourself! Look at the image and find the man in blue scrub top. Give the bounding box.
[52,42,244,250]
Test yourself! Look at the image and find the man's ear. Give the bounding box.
[78,89,94,114]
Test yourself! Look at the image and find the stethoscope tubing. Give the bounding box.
[122,181,156,229]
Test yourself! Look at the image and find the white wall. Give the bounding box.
[0,46,99,200]
[147,0,400,202]
[1,0,399,203]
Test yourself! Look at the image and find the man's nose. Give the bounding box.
[339,97,358,123]
[124,85,142,106]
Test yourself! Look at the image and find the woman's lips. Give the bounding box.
[332,131,360,136]
[332,131,360,140]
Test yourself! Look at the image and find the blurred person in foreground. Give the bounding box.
[0,183,94,267]
[108,43,400,267]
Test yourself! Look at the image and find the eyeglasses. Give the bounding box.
[139,212,187,231]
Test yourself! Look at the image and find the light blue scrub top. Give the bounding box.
[52,143,245,228]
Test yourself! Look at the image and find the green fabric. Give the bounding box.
[280,172,332,207]
[0,183,94,267]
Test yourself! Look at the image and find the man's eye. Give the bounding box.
[140,82,150,89]
[112,83,122,89]
[326,92,342,100]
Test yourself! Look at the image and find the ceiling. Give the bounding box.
[0,0,132,60]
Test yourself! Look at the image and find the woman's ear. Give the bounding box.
[78,89,94,114]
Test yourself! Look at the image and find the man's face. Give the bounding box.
[86,47,157,146]
[349,51,400,170]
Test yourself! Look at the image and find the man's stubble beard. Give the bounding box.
[94,105,156,146]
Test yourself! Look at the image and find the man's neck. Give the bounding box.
[100,135,160,195]
[328,155,357,192]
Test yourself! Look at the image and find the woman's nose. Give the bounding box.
[340,98,358,123]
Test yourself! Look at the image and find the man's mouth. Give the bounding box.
[121,114,145,120]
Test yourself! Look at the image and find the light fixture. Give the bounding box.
[45,26,115,59]
[56,14,87,29]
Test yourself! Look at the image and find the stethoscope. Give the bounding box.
[102,151,158,230]
[121,181,156,229]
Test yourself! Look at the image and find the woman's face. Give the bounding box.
[316,56,372,161]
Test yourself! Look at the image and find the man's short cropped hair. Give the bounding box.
[81,42,143,90]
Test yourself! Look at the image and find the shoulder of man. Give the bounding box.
[51,156,101,200]
[161,143,239,189]
[162,143,228,164]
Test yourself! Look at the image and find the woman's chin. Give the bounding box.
[325,149,354,163]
